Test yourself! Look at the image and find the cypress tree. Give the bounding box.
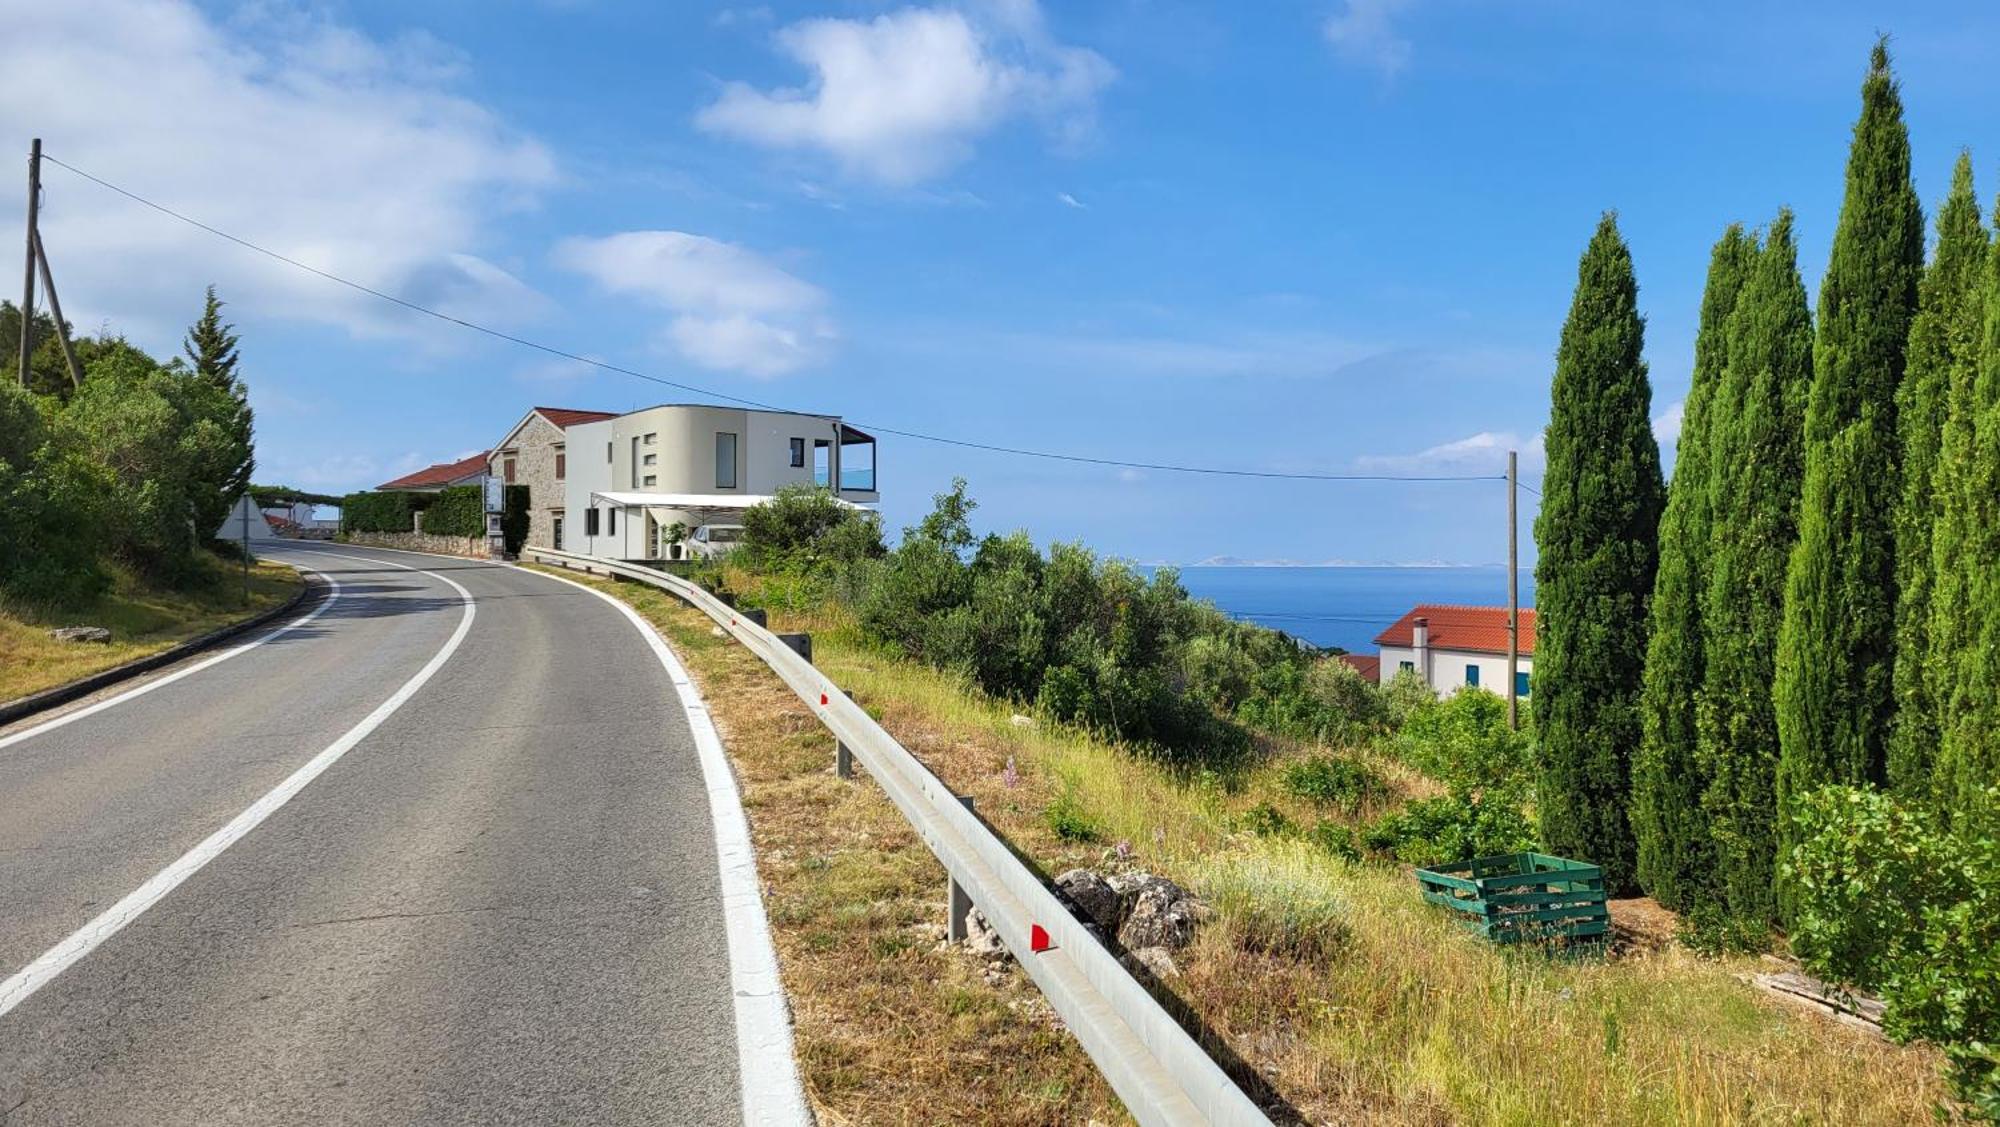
[1697,211,1813,927]
[1890,155,1988,796]
[1633,224,1754,909]
[1773,42,1924,903]
[1533,213,1665,893]
[1934,210,2000,820]
[183,286,255,536]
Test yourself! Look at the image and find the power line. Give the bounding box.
[40,152,1508,486]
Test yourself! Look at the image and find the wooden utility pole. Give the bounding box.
[18,138,39,386]
[1507,448,1520,730]
[32,232,81,390]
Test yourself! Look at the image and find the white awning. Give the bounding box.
[590,491,866,510]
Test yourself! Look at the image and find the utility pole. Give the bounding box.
[18,138,39,387]
[1507,449,1520,730]
[32,232,81,390]
[240,498,251,606]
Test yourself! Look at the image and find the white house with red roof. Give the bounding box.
[1374,604,1536,699]
[377,450,491,493]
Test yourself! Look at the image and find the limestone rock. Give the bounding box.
[1111,873,1198,952]
[1055,868,1121,933]
[1121,945,1181,980]
[50,626,112,644]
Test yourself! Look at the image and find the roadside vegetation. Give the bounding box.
[0,289,284,702]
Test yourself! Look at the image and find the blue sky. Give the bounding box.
[7,1,2000,564]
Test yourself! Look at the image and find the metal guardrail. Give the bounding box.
[525,548,1271,1127]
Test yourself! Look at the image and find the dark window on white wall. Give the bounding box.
[789,437,805,467]
[607,507,617,535]
[716,432,738,488]
[585,509,600,536]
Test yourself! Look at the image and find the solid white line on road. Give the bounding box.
[0,556,476,1020]
[521,565,810,1127]
[0,570,342,754]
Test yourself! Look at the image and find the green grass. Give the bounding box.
[0,553,300,701]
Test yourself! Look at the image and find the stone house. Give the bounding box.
[486,406,617,551]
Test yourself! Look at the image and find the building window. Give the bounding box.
[642,475,657,487]
[585,509,600,536]
[643,432,656,445]
[606,441,612,462]
[1465,664,1480,687]
[642,453,656,466]
[553,515,564,550]
[1399,660,1415,673]
[789,437,805,467]
[503,457,516,483]
[716,432,738,488]
[607,507,617,535]
[630,437,640,488]
[555,452,566,480]
[1515,670,1531,697]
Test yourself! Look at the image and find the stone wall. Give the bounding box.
[341,531,490,559]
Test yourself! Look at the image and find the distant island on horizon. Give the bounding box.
[1173,557,1525,569]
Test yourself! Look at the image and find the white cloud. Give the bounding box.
[1057,191,1086,209]
[1356,430,1546,475]
[696,2,1114,184]
[1653,400,1685,445]
[0,0,554,349]
[1323,0,1415,78]
[553,231,834,378]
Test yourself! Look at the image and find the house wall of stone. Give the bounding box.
[490,413,571,551]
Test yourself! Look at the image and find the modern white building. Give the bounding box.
[1374,604,1535,699]
[561,404,878,562]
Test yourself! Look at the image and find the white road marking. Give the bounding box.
[521,565,810,1127]
[0,554,476,1019]
[0,571,340,754]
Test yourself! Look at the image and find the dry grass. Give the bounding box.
[0,556,301,701]
[549,566,1957,1126]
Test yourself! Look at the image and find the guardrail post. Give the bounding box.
[946,795,976,942]
[776,632,812,663]
[742,607,767,628]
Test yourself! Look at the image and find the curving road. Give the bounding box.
[0,543,786,1125]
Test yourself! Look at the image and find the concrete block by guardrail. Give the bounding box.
[523,548,1272,1127]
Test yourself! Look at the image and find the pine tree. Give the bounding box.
[1889,155,1988,797]
[1633,224,1754,909]
[183,286,254,537]
[1533,213,1665,893]
[1773,42,1924,911]
[1697,211,1813,927]
[1934,209,2000,820]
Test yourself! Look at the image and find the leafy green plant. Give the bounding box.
[1364,793,1536,867]
[1044,785,1102,843]
[1234,801,1293,838]
[1282,754,1381,811]
[421,484,485,538]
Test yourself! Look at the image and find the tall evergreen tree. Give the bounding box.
[182,286,254,537]
[1934,209,2000,821]
[1696,211,1814,927]
[1533,213,1665,893]
[1773,42,1924,906]
[1633,224,1754,909]
[1890,155,1988,796]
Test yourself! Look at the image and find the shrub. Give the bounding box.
[1200,844,1351,960]
[501,484,529,554]
[741,483,886,569]
[1239,657,1386,747]
[1282,754,1382,811]
[341,490,418,534]
[1379,666,1436,728]
[1234,801,1293,838]
[421,484,484,538]
[1308,820,1361,861]
[1396,687,1535,795]
[1785,784,1999,1114]
[1044,785,1103,843]
[1364,793,1537,867]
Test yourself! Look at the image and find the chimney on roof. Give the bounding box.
[1412,616,1431,684]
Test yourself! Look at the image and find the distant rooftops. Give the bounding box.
[1375,604,1537,657]
[533,406,617,428]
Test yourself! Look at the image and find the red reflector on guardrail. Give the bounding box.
[819,693,829,706]
[1031,924,1052,953]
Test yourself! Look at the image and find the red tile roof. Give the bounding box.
[1338,653,1381,683]
[1374,604,1536,657]
[378,450,490,491]
[535,406,617,429]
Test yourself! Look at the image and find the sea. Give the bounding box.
[1156,566,1537,654]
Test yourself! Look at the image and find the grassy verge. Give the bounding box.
[544,566,1954,1125]
[0,553,301,702]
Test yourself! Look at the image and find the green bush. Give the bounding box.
[501,484,529,554]
[1396,687,1535,795]
[1044,785,1103,843]
[1282,754,1382,811]
[341,490,419,534]
[1363,793,1538,867]
[1238,657,1386,747]
[1785,784,2000,1115]
[741,483,885,569]
[421,484,484,538]
[1234,801,1293,838]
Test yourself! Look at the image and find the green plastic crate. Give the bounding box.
[1414,852,1609,947]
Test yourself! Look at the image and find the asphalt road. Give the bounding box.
[0,544,747,1125]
